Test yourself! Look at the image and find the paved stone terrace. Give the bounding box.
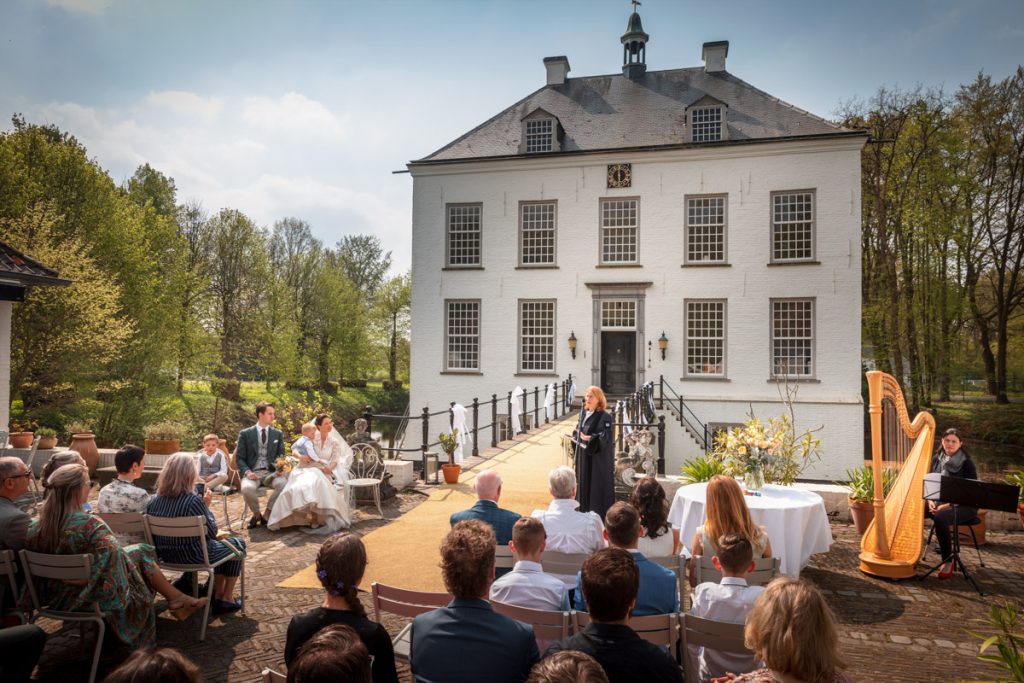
[29,435,1021,683]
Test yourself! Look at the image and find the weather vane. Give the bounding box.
[632,0,642,10]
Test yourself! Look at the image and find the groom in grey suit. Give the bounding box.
[235,402,286,528]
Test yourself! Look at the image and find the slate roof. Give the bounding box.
[0,241,70,287]
[413,67,863,164]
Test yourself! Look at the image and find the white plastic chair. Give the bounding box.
[348,443,385,517]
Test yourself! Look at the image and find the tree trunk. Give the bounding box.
[389,311,398,382]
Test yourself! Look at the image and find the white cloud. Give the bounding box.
[241,92,348,143]
[145,90,224,122]
[44,0,112,14]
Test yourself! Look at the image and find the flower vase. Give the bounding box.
[746,465,765,492]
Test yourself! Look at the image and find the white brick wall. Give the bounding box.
[409,139,864,478]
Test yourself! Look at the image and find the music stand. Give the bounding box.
[919,473,1019,595]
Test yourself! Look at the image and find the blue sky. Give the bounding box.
[1,0,1021,272]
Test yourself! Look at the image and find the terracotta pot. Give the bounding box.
[9,432,34,449]
[442,463,461,485]
[849,498,874,536]
[37,436,58,450]
[144,439,181,456]
[959,508,987,545]
[69,433,100,476]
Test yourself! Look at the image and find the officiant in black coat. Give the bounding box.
[575,385,615,519]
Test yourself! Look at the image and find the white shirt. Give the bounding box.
[531,498,606,587]
[690,576,764,682]
[637,525,675,557]
[489,560,570,612]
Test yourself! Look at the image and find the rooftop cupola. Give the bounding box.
[620,2,649,80]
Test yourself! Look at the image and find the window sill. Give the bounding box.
[514,373,559,378]
[681,263,731,268]
[515,266,559,270]
[441,370,483,376]
[766,260,820,267]
[595,264,642,268]
[442,266,485,271]
[767,377,820,383]
[679,376,731,382]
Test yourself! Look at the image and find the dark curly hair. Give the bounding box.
[630,476,669,539]
[441,520,495,599]
[315,533,367,619]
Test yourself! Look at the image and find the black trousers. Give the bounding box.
[927,505,978,561]
[0,624,46,683]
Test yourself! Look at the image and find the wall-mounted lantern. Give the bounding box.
[658,331,668,360]
[568,331,578,359]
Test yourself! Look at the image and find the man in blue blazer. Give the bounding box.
[574,502,678,616]
[235,401,286,528]
[411,520,539,683]
[450,469,521,577]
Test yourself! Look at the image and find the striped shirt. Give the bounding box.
[145,493,245,575]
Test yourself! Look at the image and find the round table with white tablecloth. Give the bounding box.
[667,482,833,577]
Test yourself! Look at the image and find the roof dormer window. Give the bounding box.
[689,105,725,142]
[520,108,562,154]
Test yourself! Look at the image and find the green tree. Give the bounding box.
[374,272,411,383]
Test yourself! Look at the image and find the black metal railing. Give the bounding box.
[657,374,710,451]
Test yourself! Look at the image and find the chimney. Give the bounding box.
[702,41,729,73]
[544,56,571,86]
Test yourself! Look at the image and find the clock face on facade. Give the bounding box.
[607,163,632,189]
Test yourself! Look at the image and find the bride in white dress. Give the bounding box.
[267,414,352,533]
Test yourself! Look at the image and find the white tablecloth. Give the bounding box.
[668,482,833,577]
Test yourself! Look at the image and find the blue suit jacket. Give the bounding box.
[410,598,539,683]
[574,550,679,616]
[449,500,521,545]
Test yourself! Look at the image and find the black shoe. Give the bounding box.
[172,572,196,595]
[247,515,261,529]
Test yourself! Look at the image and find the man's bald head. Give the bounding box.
[475,469,502,502]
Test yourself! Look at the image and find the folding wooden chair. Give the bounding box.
[143,514,246,641]
[539,550,589,577]
[20,550,107,683]
[371,582,451,663]
[490,599,571,647]
[692,555,780,586]
[495,544,516,571]
[681,613,755,683]
[574,609,680,660]
[649,553,689,609]
[97,511,146,540]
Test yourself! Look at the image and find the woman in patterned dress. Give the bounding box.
[146,454,247,614]
[25,464,206,649]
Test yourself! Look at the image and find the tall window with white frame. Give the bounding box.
[771,298,814,378]
[686,195,727,263]
[525,119,554,153]
[446,204,482,267]
[690,106,723,142]
[520,202,556,266]
[600,198,639,264]
[445,300,480,371]
[771,191,815,262]
[685,300,726,377]
[519,300,555,373]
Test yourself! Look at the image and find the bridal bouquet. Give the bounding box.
[274,455,298,476]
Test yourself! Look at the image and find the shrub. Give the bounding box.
[340,378,368,388]
[64,420,95,437]
[143,420,188,441]
[210,377,241,401]
[320,381,339,395]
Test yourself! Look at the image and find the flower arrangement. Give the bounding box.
[438,428,460,465]
[275,455,298,476]
[712,412,821,487]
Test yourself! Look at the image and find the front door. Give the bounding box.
[601,331,636,395]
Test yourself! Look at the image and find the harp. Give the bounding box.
[859,371,936,579]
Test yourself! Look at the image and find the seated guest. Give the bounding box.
[285,532,398,682]
[574,502,678,617]
[531,466,605,587]
[688,476,772,587]
[197,433,230,492]
[411,520,539,683]
[689,534,764,682]
[546,548,682,683]
[631,476,678,557]
[26,464,205,649]
[527,651,609,683]
[98,444,151,544]
[288,624,373,683]
[451,469,521,575]
[0,623,47,683]
[0,457,31,612]
[40,450,85,498]
[146,453,246,615]
[720,578,850,683]
[490,517,570,611]
[101,647,202,683]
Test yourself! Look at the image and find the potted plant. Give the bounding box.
[143,420,187,455]
[65,420,99,476]
[8,418,38,449]
[842,465,898,536]
[36,427,58,450]
[679,455,725,484]
[439,429,461,484]
[1004,472,1024,529]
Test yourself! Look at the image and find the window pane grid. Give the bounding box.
[520,203,556,265]
[525,119,553,153]
[601,199,638,263]
[691,107,723,142]
[601,300,636,330]
[447,205,481,266]
[686,196,725,262]
[446,301,480,370]
[772,192,814,261]
[686,301,725,375]
[772,299,813,377]
[520,301,555,372]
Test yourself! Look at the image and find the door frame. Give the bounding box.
[584,281,652,394]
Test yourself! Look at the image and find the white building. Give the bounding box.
[406,11,867,479]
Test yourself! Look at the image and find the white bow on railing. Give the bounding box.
[543,383,556,420]
[510,386,524,434]
[450,403,467,464]
[566,379,576,408]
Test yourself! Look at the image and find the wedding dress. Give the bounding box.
[267,427,353,533]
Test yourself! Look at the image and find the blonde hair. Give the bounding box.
[35,463,89,553]
[705,475,765,551]
[584,386,607,412]
[202,433,220,443]
[302,422,316,434]
[156,453,199,498]
[745,578,845,681]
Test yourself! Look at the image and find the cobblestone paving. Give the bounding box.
[30,474,1021,682]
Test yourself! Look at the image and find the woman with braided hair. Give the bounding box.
[284,532,398,682]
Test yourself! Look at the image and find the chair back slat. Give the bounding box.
[491,600,571,640]
[575,610,679,651]
[98,512,146,536]
[682,613,751,654]
[143,514,207,538]
[539,550,589,576]
[494,545,515,570]
[20,550,92,579]
[693,555,779,586]
[0,548,20,602]
[371,582,451,621]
